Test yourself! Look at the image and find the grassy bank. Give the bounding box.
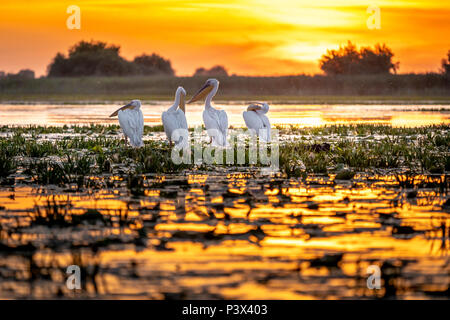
[1,74,449,104]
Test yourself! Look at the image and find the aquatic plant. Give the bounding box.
[31,160,69,185]
[0,153,16,178]
[29,198,73,227]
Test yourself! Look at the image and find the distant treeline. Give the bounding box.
[1,40,449,99]
[4,40,449,79]
[44,40,450,78]
[193,65,228,77]
[1,73,449,97]
[46,40,405,77]
[46,40,234,78]
[0,69,35,80]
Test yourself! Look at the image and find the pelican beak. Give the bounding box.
[109,103,133,117]
[179,92,186,113]
[188,83,213,104]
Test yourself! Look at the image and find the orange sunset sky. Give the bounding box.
[0,0,449,77]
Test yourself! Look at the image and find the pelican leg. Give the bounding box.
[122,134,129,145]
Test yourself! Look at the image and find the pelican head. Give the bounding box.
[247,102,269,114]
[176,86,187,113]
[188,78,219,104]
[110,99,141,117]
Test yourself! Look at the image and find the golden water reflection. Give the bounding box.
[0,172,448,299]
[0,103,449,127]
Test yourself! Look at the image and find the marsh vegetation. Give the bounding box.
[0,123,448,299]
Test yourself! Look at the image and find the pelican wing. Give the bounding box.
[243,110,263,134]
[217,109,228,145]
[259,114,271,142]
[118,109,144,147]
[243,111,270,142]
[203,109,218,131]
[162,109,188,144]
[203,108,228,146]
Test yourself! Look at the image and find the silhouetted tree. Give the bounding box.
[194,67,206,76]
[47,41,131,76]
[133,54,174,75]
[319,41,399,75]
[5,69,35,79]
[47,40,175,77]
[193,65,228,77]
[441,50,450,76]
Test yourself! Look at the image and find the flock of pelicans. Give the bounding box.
[109,78,271,147]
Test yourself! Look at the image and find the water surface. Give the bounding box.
[0,104,448,299]
[1,171,448,299]
[0,103,449,127]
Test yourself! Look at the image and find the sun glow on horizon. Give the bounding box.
[0,0,449,76]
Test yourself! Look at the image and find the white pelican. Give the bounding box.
[188,78,228,146]
[162,86,188,146]
[109,99,144,147]
[243,102,271,142]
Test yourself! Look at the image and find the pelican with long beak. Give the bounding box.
[243,102,271,142]
[109,99,144,147]
[188,78,228,146]
[162,86,188,146]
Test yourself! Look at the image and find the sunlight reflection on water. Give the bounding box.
[0,172,448,299]
[0,109,448,299]
[0,103,449,127]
